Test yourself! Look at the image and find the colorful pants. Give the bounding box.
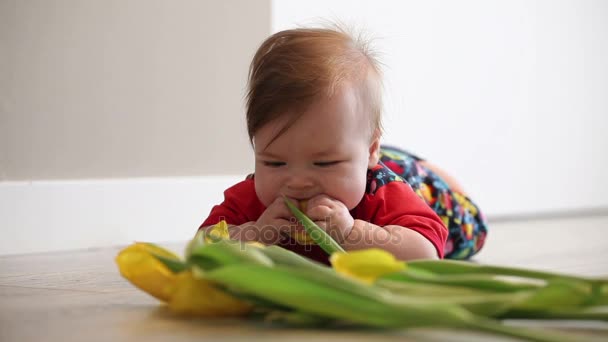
[379,146,488,259]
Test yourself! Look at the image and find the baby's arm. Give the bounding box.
[305,186,447,260]
[344,220,439,260]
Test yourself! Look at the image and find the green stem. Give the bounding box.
[500,308,608,321]
[409,260,600,284]
[468,318,576,342]
[385,269,541,293]
[284,197,345,255]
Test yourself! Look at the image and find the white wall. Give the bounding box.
[2,0,607,255]
[0,0,269,180]
[273,0,608,216]
[0,176,242,255]
[0,0,270,255]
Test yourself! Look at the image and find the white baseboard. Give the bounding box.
[0,176,243,256]
[3,176,605,256]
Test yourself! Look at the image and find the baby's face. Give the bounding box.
[253,83,379,210]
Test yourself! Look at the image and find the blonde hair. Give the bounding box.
[246,26,383,147]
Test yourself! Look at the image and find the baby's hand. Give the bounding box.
[253,197,297,244]
[305,194,354,243]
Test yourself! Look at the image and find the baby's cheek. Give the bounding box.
[254,177,276,207]
[337,173,367,210]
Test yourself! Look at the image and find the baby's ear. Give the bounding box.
[367,129,381,168]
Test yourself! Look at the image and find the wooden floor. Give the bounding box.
[1,215,607,341]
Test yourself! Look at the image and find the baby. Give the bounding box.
[200,27,487,263]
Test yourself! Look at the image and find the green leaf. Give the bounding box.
[187,239,274,271]
[408,259,600,284]
[203,263,571,341]
[513,279,591,311]
[383,268,542,293]
[149,252,189,273]
[184,229,206,260]
[501,305,608,321]
[260,245,330,271]
[203,263,466,328]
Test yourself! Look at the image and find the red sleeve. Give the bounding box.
[199,179,266,228]
[353,181,448,258]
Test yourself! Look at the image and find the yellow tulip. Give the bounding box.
[204,220,231,243]
[168,270,253,316]
[116,242,179,301]
[246,240,266,248]
[292,230,317,245]
[117,241,253,316]
[330,249,406,284]
[205,220,265,247]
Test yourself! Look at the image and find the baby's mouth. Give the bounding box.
[298,200,308,212]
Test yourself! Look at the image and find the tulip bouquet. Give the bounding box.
[116,199,608,341]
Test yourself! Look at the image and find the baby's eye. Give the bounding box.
[263,161,286,168]
[314,161,340,167]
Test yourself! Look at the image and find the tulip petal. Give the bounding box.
[168,271,253,316]
[116,242,181,301]
[292,230,317,245]
[204,220,231,243]
[330,249,406,284]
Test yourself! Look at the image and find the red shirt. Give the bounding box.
[200,164,448,263]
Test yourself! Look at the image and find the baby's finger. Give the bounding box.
[313,220,329,232]
[307,204,332,222]
[307,194,335,210]
[268,197,295,220]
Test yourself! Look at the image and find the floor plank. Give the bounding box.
[1,216,607,341]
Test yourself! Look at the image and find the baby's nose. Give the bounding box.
[286,171,314,189]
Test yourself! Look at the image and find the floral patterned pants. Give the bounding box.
[379,145,488,259]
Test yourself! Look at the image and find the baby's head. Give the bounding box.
[246,27,384,209]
